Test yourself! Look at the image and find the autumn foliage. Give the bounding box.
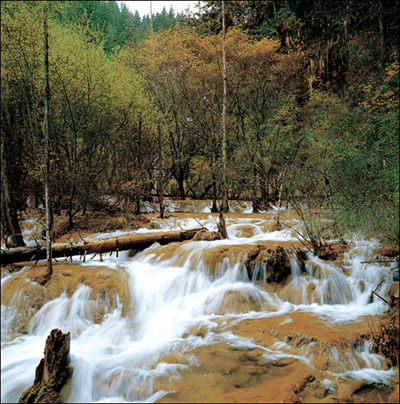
[1,0,398,245]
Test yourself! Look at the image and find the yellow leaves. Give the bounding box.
[1,2,42,83]
[135,26,284,90]
[360,58,399,113]
[137,28,203,76]
[225,27,280,65]
[274,97,297,124]
[385,59,399,82]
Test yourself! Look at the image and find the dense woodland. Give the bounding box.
[1,0,399,248]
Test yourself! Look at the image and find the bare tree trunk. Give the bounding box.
[377,0,386,73]
[221,0,229,213]
[211,151,218,213]
[150,1,153,34]
[178,170,186,200]
[252,163,259,213]
[150,12,164,219]
[157,125,164,219]
[43,3,52,280]
[1,132,25,248]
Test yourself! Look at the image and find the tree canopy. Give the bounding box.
[1,0,398,244]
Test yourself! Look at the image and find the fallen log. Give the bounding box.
[1,228,200,266]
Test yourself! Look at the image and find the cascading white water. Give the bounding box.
[1,212,397,403]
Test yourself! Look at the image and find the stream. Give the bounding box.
[1,202,398,403]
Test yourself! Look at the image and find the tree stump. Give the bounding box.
[217,211,228,239]
[18,329,72,403]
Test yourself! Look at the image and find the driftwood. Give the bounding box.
[1,229,200,266]
[18,329,72,403]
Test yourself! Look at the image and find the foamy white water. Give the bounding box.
[1,214,397,402]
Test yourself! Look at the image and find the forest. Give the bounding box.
[1,0,399,247]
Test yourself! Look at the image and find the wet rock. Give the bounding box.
[244,246,265,273]
[1,280,49,335]
[306,282,318,303]
[266,246,291,283]
[234,225,258,238]
[374,246,399,258]
[183,324,210,338]
[306,261,320,277]
[314,245,337,261]
[293,374,315,395]
[200,246,247,277]
[246,246,292,284]
[1,263,131,337]
[18,329,72,403]
[193,228,221,241]
[156,338,319,404]
[388,282,399,299]
[315,242,349,261]
[203,287,267,315]
[371,286,399,367]
[271,358,298,367]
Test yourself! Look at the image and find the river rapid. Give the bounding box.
[1,201,399,403]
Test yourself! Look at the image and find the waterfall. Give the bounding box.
[1,209,398,403]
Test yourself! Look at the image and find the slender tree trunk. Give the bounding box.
[1,132,25,248]
[150,9,164,219]
[263,176,270,209]
[150,1,153,33]
[157,125,164,219]
[67,184,75,229]
[135,198,141,215]
[221,0,229,213]
[211,150,218,212]
[178,172,186,200]
[377,0,386,72]
[252,163,259,213]
[43,3,52,279]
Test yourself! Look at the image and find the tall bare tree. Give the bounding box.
[149,1,153,33]
[150,1,165,218]
[221,0,229,212]
[43,3,52,279]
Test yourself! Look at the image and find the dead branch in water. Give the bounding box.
[371,290,389,306]
[194,217,208,230]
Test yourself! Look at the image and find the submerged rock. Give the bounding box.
[203,286,271,315]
